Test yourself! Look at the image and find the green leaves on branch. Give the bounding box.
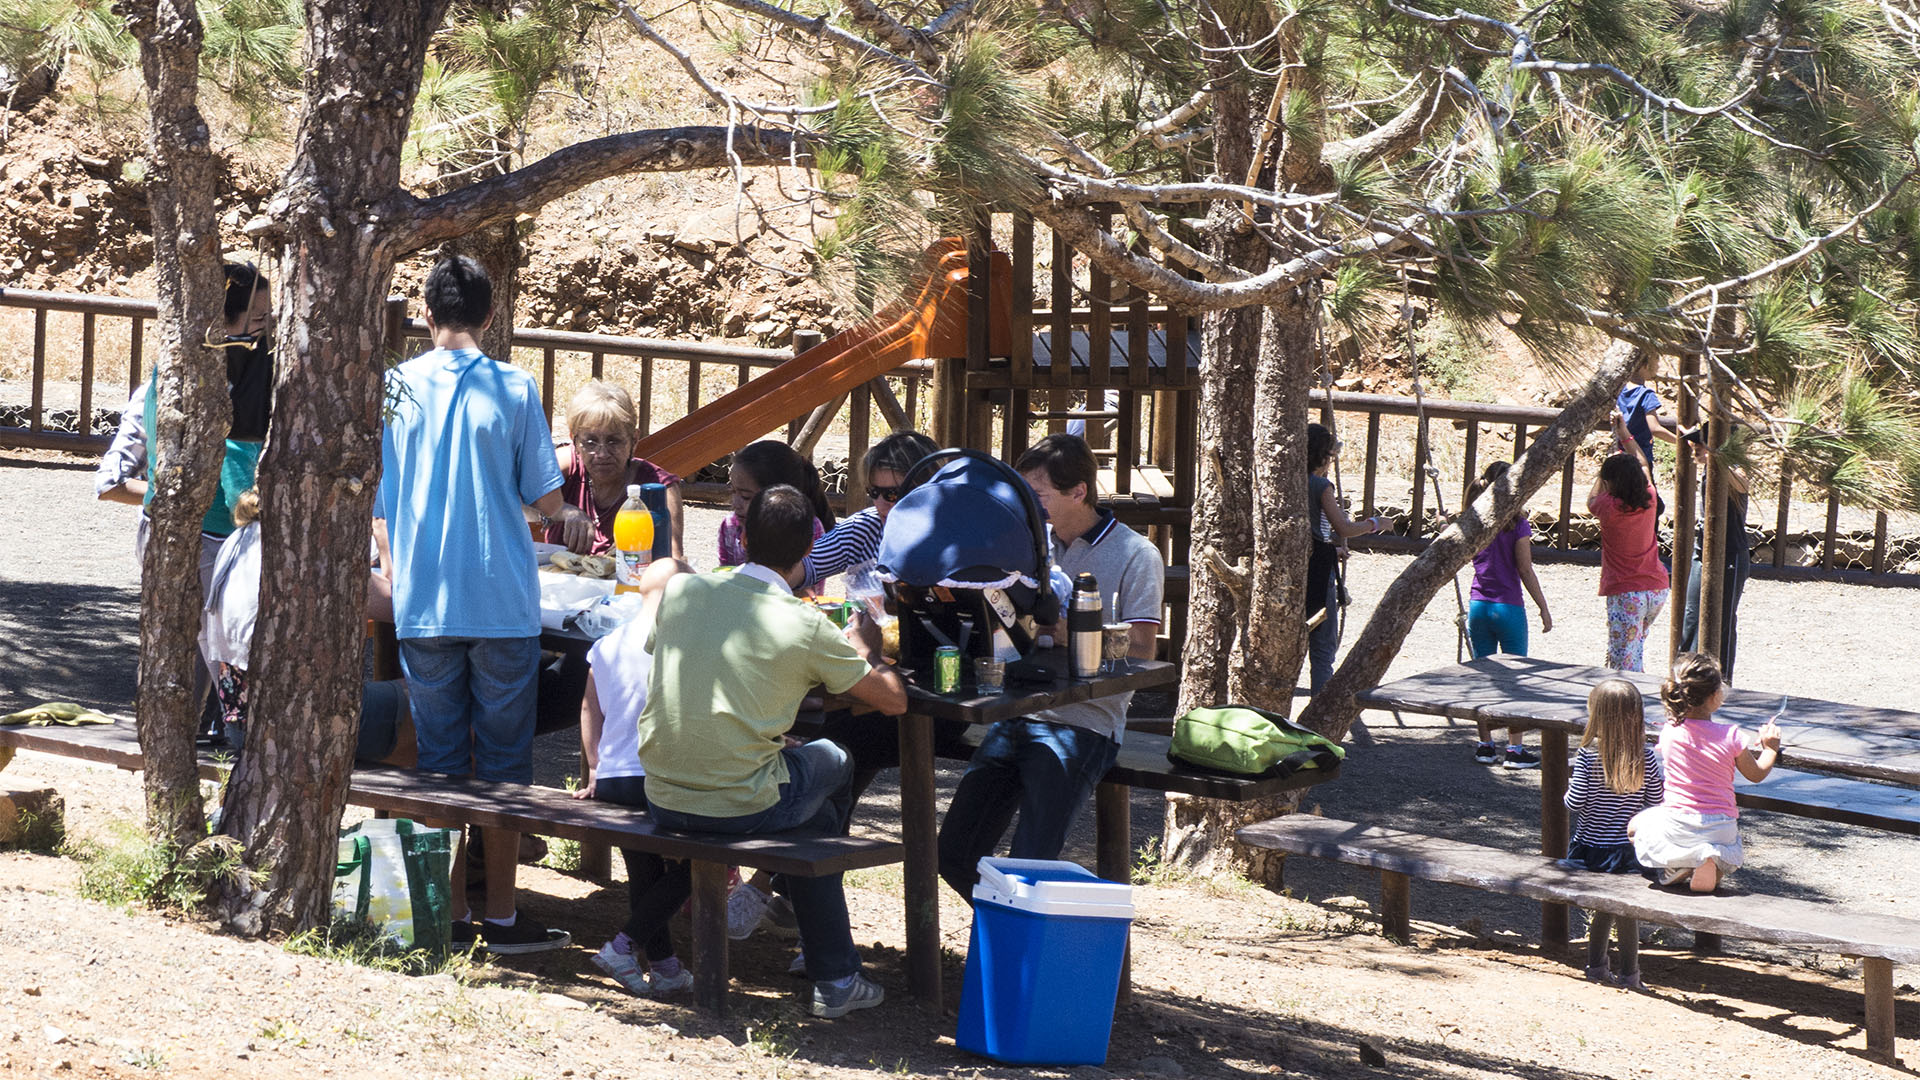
[1782,370,1920,504]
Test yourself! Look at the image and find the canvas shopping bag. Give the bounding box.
[332,818,456,957]
[1168,705,1346,777]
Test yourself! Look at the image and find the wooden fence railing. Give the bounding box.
[4,285,1913,588]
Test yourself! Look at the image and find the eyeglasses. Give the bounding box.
[575,435,630,453]
[867,484,905,502]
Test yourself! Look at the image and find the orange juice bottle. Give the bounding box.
[612,484,653,593]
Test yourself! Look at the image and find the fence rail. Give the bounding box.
[3,284,1913,588]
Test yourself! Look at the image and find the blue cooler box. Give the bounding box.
[955,857,1135,1065]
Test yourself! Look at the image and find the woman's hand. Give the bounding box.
[572,771,596,800]
[555,505,595,553]
[1539,609,1553,633]
[1756,720,1782,752]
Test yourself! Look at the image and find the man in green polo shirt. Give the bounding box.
[638,484,907,1018]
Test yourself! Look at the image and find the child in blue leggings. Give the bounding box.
[1463,462,1554,767]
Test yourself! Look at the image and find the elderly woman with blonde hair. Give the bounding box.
[544,381,684,558]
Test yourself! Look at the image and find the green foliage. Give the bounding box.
[200,0,302,94]
[284,918,476,976]
[71,824,258,912]
[0,0,134,100]
[407,55,503,171]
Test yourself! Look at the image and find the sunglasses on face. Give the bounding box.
[576,435,629,453]
[867,484,905,502]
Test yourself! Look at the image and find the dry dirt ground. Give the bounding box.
[3,447,1919,1080]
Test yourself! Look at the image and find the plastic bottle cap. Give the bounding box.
[627,484,643,499]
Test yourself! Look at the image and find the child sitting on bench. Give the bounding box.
[1563,679,1664,988]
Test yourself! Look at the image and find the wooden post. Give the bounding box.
[578,838,612,882]
[1096,782,1133,1007]
[1539,727,1570,947]
[1864,956,1896,1060]
[898,711,941,1009]
[1700,366,1729,667]
[1379,870,1412,943]
[1461,420,1479,505]
[690,859,731,1015]
[1670,351,1698,659]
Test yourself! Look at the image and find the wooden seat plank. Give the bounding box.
[1738,768,1920,835]
[1237,815,1920,963]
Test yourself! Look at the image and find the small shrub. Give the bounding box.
[70,824,255,912]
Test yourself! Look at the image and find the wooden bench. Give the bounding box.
[0,721,903,1015]
[1739,768,1920,835]
[1237,815,1919,1060]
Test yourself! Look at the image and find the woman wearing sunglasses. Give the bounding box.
[802,430,939,586]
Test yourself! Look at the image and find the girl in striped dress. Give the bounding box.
[1564,679,1664,988]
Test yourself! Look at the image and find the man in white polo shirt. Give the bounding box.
[937,434,1165,898]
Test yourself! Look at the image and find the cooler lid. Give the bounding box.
[971,857,1134,919]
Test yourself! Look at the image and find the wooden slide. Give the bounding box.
[633,237,1011,478]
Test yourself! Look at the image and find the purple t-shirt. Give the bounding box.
[1471,518,1532,606]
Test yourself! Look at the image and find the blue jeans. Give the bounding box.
[937,718,1121,899]
[647,740,861,982]
[1466,600,1528,659]
[1307,569,1340,695]
[398,636,541,783]
[594,775,689,964]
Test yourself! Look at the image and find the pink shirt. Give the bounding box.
[1590,484,1668,596]
[1657,718,1748,817]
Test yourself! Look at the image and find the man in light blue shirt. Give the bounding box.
[376,254,589,955]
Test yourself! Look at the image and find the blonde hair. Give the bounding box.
[231,488,262,528]
[566,381,637,444]
[1580,679,1646,794]
[1661,652,1724,726]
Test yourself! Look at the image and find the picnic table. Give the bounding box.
[1357,653,1920,941]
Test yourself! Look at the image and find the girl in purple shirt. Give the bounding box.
[1463,462,1554,768]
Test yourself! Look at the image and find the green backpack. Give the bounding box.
[1168,704,1346,777]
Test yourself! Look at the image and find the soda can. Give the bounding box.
[934,645,962,694]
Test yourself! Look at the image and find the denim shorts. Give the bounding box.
[398,636,541,784]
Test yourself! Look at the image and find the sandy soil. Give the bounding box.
[2,447,1917,1079]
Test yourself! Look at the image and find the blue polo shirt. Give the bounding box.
[377,347,563,639]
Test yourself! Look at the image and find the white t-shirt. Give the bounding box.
[585,611,655,780]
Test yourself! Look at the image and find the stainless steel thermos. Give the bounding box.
[1069,572,1104,678]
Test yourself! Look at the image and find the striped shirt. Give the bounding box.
[803,506,885,585]
[1565,745,1664,846]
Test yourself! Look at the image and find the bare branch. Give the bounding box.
[706,0,939,84]
[616,2,834,117]
[922,0,976,40]
[393,126,805,254]
[1323,79,1454,171]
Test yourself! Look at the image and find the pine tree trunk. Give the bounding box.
[216,0,452,935]
[123,0,233,851]
[1164,6,1277,874]
[1298,341,1645,740]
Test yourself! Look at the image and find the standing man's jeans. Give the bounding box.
[1307,568,1341,696]
[398,635,542,783]
[937,718,1121,899]
[647,739,861,982]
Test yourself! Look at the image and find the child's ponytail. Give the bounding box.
[1661,652,1724,725]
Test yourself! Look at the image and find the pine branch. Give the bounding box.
[705,0,938,85]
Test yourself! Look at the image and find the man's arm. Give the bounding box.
[840,614,908,715]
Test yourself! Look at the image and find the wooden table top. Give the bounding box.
[895,647,1180,726]
[1357,654,1920,786]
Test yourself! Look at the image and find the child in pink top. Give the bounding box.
[1629,652,1781,892]
[1587,409,1669,671]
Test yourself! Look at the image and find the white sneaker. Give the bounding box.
[727,882,771,940]
[788,950,807,976]
[592,942,650,996]
[647,965,694,995]
[811,971,884,1018]
[1660,866,1691,887]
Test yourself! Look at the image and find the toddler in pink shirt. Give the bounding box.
[1629,652,1781,892]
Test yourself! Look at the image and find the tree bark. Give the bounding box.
[217,0,452,935]
[443,217,520,363]
[1299,341,1644,740]
[124,0,232,852]
[1164,4,1276,874]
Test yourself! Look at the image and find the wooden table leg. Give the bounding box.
[1692,931,1723,954]
[899,711,941,1010]
[1538,727,1570,948]
[690,859,730,1015]
[1865,956,1897,1061]
[577,749,612,879]
[1095,781,1132,1008]
[1379,870,1412,943]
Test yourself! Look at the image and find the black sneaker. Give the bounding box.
[1473,742,1500,765]
[1504,746,1541,769]
[450,919,478,949]
[476,915,571,955]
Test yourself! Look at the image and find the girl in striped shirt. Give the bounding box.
[1564,679,1664,988]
